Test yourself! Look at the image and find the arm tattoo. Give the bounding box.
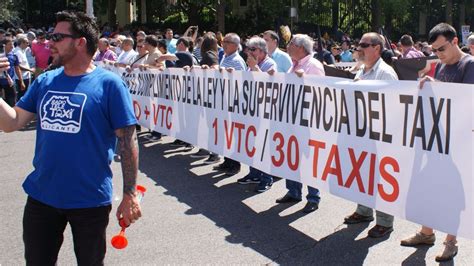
[116,125,139,196]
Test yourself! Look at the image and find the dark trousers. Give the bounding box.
[0,82,16,106]
[23,197,111,266]
[16,78,31,100]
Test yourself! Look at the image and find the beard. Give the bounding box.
[50,43,77,67]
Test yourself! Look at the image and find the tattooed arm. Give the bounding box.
[115,125,142,226]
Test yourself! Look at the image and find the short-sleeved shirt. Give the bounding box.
[17,67,137,209]
[355,57,399,81]
[200,50,219,67]
[13,47,32,80]
[270,48,292,73]
[31,40,51,69]
[289,54,325,76]
[117,49,138,65]
[0,51,19,86]
[340,50,353,62]
[171,52,195,68]
[402,47,425,59]
[434,54,474,84]
[249,56,277,72]
[166,38,178,54]
[220,51,246,70]
[145,49,162,66]
[94,49,117,62]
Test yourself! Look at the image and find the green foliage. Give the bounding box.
[0,0,20,24]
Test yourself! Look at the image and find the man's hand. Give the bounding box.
[116,193,142,226]
[419,75,435,89]
[295,69,304,77]
[19,81,26,91]
[246,55,258,70]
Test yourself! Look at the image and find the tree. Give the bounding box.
[0,0,20,24]
[108,0,117,26]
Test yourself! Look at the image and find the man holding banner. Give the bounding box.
[275,34,324,213]
[343,32,398,238]
[237,35,277,192]
[400,22,474,262]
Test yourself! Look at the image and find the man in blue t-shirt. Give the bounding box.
[0,38,23,106]
[0,11,141,265]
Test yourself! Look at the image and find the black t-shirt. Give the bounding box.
[173,52,194,68]
[200,50,219,67]
[435,54,474,84]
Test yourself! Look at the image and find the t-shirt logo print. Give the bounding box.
[40,91,87,133]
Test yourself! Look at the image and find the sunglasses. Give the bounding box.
[248,47,258,52]
[358,42,375,48]
[48,33,78,42]
[431,41,451,53]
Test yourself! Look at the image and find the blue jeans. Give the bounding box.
[286,179,320,203]
[248,167,273,184]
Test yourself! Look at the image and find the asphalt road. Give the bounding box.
[1,126,473,265]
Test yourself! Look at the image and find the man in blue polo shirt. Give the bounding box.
[0,11,141,265]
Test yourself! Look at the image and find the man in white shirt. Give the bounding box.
[115,38,138,67]
[13,36,34,99]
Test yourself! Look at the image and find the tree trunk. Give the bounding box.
[332,0,339,35]
[419,10,427,36]
[371,0,382,31]
[217,0,225,33]
[446,0,453,25]
[108,0,117,26]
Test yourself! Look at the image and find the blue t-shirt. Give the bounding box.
[0,51,19,86]
[17,67,137,209]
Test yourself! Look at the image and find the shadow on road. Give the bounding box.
[136,135,413,264]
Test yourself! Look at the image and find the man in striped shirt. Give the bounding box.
[236,36,277,192]
[212,33,247,175]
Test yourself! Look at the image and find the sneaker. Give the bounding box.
[275,194,301,203]
[368,225,394,238]
[435,240,458,262]
[170,139,186,147]
[400,232,436,247]
[190,149,210,158]
[302,202,319,213]
[237,175,261,184]
[343,212,374,224]
[255,180,273,193]
[203,154,221,164]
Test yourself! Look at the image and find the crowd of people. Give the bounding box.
[0,10,473,264]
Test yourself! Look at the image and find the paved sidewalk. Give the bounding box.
[1,128,473,265]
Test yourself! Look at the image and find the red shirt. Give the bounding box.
[31,40,51,69]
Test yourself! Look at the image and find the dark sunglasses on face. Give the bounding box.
[48,33,78,42]
[431,41,451,53]
[358,42,375,48]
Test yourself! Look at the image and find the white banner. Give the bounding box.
[104,64,473,239]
